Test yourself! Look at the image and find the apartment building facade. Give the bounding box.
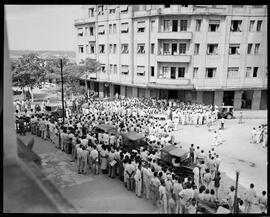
[74,5,268,110]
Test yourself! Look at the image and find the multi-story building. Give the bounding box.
[74,5,267,110]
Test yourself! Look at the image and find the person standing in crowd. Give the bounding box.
[134,163,142,198]
[108,147,116,178]
[189,144,195,163]
[244,183,257,213]
[220,117,225,130]
[90,145,99,175]
[227,185,235,213]
[126,159,135,191]
[158,179,167,213]
[193,166,200,188]
[213,171,221,199]
[238,111,243,124]
[179,183,193,214]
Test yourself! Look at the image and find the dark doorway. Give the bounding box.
[114,85,120,96]
[168,90,177,100]
[223,91,234,106]
[203,91,214,106]
[241,90,253,109]
[94,82,99,94]
[104,84,110,98]
[172,43,177,55]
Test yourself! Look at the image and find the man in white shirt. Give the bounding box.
[179,183,194,214]
[90,146,99,175]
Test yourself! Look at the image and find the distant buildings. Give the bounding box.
[74,5,267,110]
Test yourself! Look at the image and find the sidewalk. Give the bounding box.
[234,110,267,119]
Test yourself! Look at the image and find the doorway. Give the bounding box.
[114,85,120,96]
[172,20,178,32]
[168,90,177,100]
[223,91,234,106]
[241,90,253,109]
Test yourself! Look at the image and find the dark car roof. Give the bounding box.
[169,148,189,158]
[123,131,145,141]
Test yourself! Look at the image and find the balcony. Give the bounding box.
[85,35,96,42]
[148,78,193,89]
[134,10,150,17]
[156,54,191,63]
[74,17,95,26]
[160,6,193,15]
[156,31,192,40]
[193,6,227,15]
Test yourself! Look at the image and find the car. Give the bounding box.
[45,102,65,119]
[158,145,196,177]
[217,105,234,119]
[91,124,118,136]
[122,131,146,151]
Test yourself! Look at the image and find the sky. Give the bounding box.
[5,5,85,51]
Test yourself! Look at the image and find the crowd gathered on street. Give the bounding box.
[14,96,267,214]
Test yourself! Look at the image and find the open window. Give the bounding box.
[77,28,83,37]
[98,25,105,35]
[137,66,145,76]
[229,44,240,55]
[207,44,218,55]
[170,67,176,79]
[121,44,129,54]
[137,44,145,54]
[137,21,145,33]
[208,20,220,32]
[230,20,242,32]
[178,67,185,78]
[121,65,129,75]
[121,22,129,33]
[206,68,216,78]
[171,43,177,55]
[99,44,105,54]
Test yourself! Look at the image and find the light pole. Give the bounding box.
[234,170,240,214]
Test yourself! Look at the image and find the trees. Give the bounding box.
[12,53,47,101]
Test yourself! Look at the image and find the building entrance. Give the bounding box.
[223,91,234,106]
[114,85,120,96]
[168,90,177,99]
[241,90,253,109]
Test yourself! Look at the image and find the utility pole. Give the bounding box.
[234,170,240,214]
[60,59,65,126]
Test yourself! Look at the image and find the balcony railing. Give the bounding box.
[156,31,192,40]
[156,54,191,63]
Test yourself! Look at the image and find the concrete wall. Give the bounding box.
[260,90,267,110]
[234,90,242,110]
[120,85,126,99]
[203,91,214,105]
[251,90,262,110]
[214,91,224,106]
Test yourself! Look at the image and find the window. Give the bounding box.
[194,43,200,55]
[172,20,178,32]
[164,20,170,32]
[163,43,170,55]
[254,43,260,54]
[109,44,117,54]
[256,20,262,32]
[90,44,95,54]
[137,66,145,76]
[172,43,177,55]
[230,20,242,32]
[193,67,198,78]
[229,44,240,55]
[121,65,129,75]
[109,6,116,14]
[121,22,129,33]
[114,65,117,74]
[179,43,186,54]
[227,67,239,78]
[98,5,104,15]
[208,20,220,32]
[164,4,170,8]
[121,44,129,54]
[89,27,94,35]
[206,68,216,78]
[113,24,116,33]
[246,67,252,77]
[207,44,218,55]
[159,66,170,78]
[78,45,84,53]
[253,67,258,77]
[101,64,106,73]
[171,67,176,79]
[110,64,113,73]
[180,20,188,31]
[195,19,201,31]
[98,25,105,35]
[109,44,113,53]
[88,8,94,17]
[99,44,105,54]
[247,44,253,54]
[137,43,145,54]
[151,43,155,54]
[178,67,185,78]
[249,20,255,32]
[151,20,156,32]
[137,21,145,33]
[120,5,128,13]
[151,66,155,77]
[77,28,83,37]
[109,24,112,34]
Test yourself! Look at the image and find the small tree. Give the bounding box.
[12,53,47,102]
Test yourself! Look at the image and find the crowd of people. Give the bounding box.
[251,124,268,148]
[14,96,267,214]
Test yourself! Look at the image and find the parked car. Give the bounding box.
[122,131,146,151]
[45,102,65,119]
[217,105,234,119]
[91,124,118,137]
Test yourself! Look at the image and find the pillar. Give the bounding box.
[98,82,104,98]
[233,90,242,110]
[214,91,224,107]
[90,81,94,91]
[177,90,185,102]
[145,89,150,98]
[120,85,126,99]
[185,90,192,102]
[109,84,114,98]
[251,90,262,110]
[132,87,138,98]
[196,91,203,104]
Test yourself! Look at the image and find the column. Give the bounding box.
[145,88,150,98]
[132,87,138,98]
[214,91,224,106]
[177,90,185,101]
[233,90,242,110]
[90,81,94,91]
[185,90,192,102]
[99,82,104,98]
[251,90,262,110]
[109,84,114,98]
[120,85,126,99]
[196,91,203,104]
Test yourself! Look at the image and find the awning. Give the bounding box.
[120,5,128,11]
[121,23,128,32]
[137,21,145,28]
[98,25,105,33]
[77,28,83,33]
[209,20,220,25]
